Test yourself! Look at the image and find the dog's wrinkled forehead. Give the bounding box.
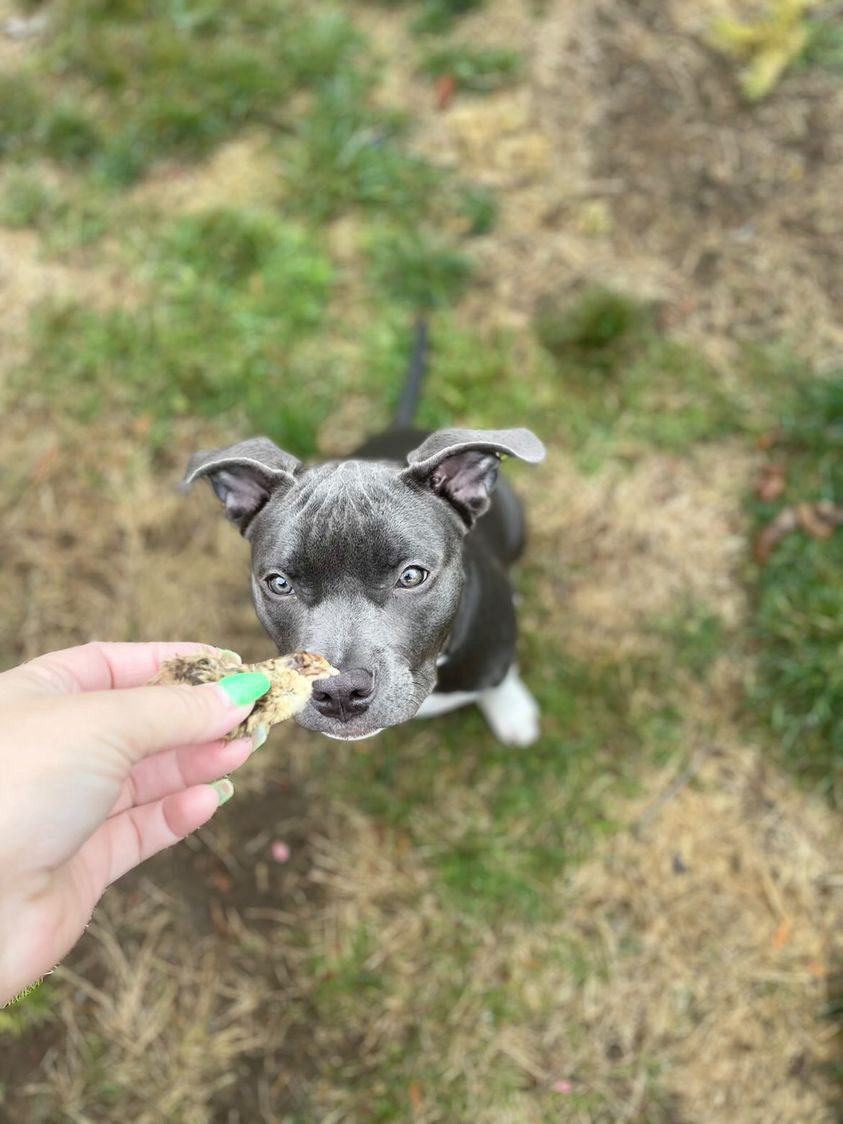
[252,459,458,584]
[183,428,546,553]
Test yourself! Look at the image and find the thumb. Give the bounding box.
[70,672,271,763]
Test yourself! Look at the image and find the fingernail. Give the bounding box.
[219,649,242,664]
[217,672,271,706]
[211,778,234,806]
[250,724,268,753]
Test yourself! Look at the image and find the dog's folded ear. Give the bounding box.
[182,437,300,533]
[402,428,545,527]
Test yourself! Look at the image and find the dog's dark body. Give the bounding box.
[184,327,545,744]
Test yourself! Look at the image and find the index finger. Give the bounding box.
[5,641,227,697]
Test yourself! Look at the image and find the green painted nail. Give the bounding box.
[219,649,242,664]
[251,724,269,752]
[218,672,271,706]
[211,778,234,806]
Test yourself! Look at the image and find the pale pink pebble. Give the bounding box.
[552,1080,573,1094]
[271,840,291,863]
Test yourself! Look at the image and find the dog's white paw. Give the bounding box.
[478,666,541,747]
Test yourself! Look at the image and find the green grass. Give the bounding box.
[749,375,843,798]
[803,18,843,74]
[36,99,104,166]
[366,226,472,309]
[0,981,54,1035]
[155,207,307,286]
[311,925,387,1013]
[0,166,113,252]
[279,75,441,223]
[372,0,486,35]
[534,286,654,365]
[0,73,43,159]
[532,287,762,463]
[419,43,522,91]
[315,621,715,925]
[7,2,367,184]
[19,208,336,454]
[455,182,498,234]
[647,603,727,678]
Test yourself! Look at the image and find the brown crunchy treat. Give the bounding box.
[149,651,339,739]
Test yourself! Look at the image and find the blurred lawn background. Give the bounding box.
[0,0,841,1120]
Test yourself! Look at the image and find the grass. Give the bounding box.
[1,0,841,1119]
[419,43,522,91]
[320,622,714,928]
[20,208,336,455]
[37,2,368,184]
[0,982,54,1035]
[532,288,751,463]
[366,226,473,309]
[0,166,113,252]
[0,72,43,159]
[803,17,843,74]
[534,287,653,362]
[372,0,486,35]
[278,72,449,226]
[749,374,843,798]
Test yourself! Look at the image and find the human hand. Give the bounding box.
[0,641,271,1005]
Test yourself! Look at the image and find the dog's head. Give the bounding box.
[183,428,544,740]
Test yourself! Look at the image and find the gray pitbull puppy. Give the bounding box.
[183,424,545,745]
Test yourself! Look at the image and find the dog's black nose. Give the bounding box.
[311,668,374,722]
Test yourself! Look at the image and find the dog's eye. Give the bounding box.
[397,565,428,589]
[265,573,294,597]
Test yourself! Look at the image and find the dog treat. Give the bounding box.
[149,651,339,739]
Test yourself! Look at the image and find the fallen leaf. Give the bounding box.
[435,74,456,110]
[755,499,843,561]
[408,1081,423,1110]
[756,464,787,501]
[209,897,230,938]
[771,917,793,950]
[797,502,834,539]
[815,500,843,526]
[31,447,59,483]
[210,871,233,893]
[754,507,798,563]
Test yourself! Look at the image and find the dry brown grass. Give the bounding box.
[364,0,843,363]
[0,223,138,376]
[525,442,756,660]
[568,734,843,1122]
[127,133,284,217]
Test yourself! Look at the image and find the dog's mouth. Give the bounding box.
[322,727,385,742]
[295,705,387,741]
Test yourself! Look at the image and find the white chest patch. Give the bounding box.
[414,689,480,718]
[413,664,540,746]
